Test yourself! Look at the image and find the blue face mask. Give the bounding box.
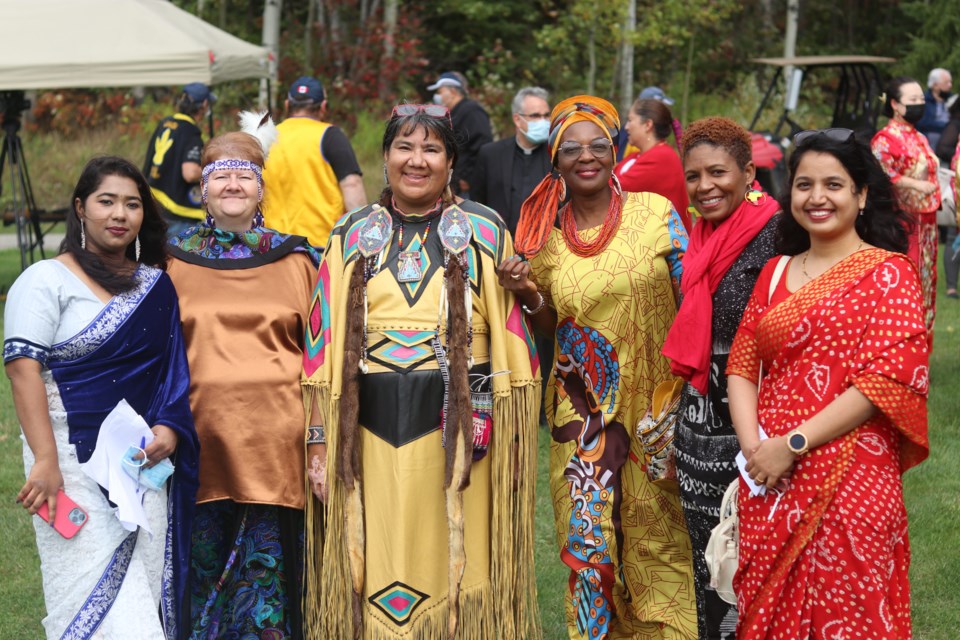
[523,119,550,145]
[432,93,444,105]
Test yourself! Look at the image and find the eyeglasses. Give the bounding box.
[392,103,452,123]
[793,128,855,146]
[557,139,614,159]
[518,112,551,121]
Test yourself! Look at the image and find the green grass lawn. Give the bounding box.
[0,246,958,639]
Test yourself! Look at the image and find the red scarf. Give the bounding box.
[662,185,779,393]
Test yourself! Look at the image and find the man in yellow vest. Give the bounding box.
[263,76,366,251]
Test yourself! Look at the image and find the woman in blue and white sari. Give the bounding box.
[4,156,200,639]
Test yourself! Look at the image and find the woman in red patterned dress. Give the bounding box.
[871,77,941,350]
[726,129,930,639]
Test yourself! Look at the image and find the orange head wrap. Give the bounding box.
[514,96,621,258]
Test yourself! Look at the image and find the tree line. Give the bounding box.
[182,0,958,127]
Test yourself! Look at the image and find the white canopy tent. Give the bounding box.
[0,0,270,90]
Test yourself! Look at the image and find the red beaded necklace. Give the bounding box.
[560,185,623,258]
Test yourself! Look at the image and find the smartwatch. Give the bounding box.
[787,430,809,456]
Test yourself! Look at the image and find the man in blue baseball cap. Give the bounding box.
[638,86,675,105]
[262,76,365,250]
[427,71,493,198]
[143,83,216,236]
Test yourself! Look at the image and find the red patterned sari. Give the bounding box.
[727,249,929,640]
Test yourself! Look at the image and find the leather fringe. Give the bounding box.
[339,255,368,639]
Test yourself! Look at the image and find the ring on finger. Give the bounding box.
[510,273,521,280]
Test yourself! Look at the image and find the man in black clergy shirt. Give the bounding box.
[472,87,551,233]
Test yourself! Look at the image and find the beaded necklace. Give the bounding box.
[560,185,623,258]
[392,196,442,283]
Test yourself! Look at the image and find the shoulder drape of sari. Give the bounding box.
[46,267,200,638]
[301,202,541,638]
[726,249,929,638]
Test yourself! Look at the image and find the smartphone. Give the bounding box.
[35,489,88,539]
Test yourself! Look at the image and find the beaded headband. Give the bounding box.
[201,158,263,204]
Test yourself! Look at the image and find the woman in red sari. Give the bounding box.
[871,77,941,351]
[727,129,929,639]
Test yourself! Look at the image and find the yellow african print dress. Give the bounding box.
[302,201,541,639]
[531,191,697,640]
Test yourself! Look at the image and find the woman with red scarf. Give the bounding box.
[872,77,941,351]
[728,129,929,639]
[661,117,780,639]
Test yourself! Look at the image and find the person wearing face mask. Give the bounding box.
[917,67,953,149]
[472,86,552,233]
[872,76,941,350]
[143,83,214,237]
[427,71,493,198]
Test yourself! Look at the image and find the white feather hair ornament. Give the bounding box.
[238,109,279,159]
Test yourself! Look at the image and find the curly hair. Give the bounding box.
[680,116,752,169]
[61,156,168,294]
[775,134,910,255]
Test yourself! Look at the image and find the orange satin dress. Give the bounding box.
[168,253,316,509]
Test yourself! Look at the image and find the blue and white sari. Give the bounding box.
[3,260,199,640]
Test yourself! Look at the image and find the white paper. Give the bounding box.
[80,399,156,535]
[736,425,769,496]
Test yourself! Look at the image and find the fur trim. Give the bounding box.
[238,109,279,158]
[443,254,473,491]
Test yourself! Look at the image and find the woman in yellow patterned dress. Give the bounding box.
[500,96,696,639]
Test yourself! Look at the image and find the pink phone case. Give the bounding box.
[36,489,88,539]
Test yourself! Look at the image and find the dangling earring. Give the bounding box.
[135,235,141,261]
[859,208,865,216]
[744,185,763,205]
[80,219,86,250]
[383,164,389,185]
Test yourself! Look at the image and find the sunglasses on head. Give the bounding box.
[391,103,452,123]
[793,128,855,146]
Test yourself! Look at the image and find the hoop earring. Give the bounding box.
[80,219,86,250]
[135,235,141,261]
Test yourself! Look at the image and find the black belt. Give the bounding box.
[359,362,491,448]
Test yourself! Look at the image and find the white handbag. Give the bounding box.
[704,478,739,604]
[937,166,956,227]
[703,254,790,605]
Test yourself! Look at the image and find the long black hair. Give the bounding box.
[776,134,910,255]
[379,110,459,208]
[61,156,168,294]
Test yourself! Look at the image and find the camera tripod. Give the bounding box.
[1,90,47,271]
